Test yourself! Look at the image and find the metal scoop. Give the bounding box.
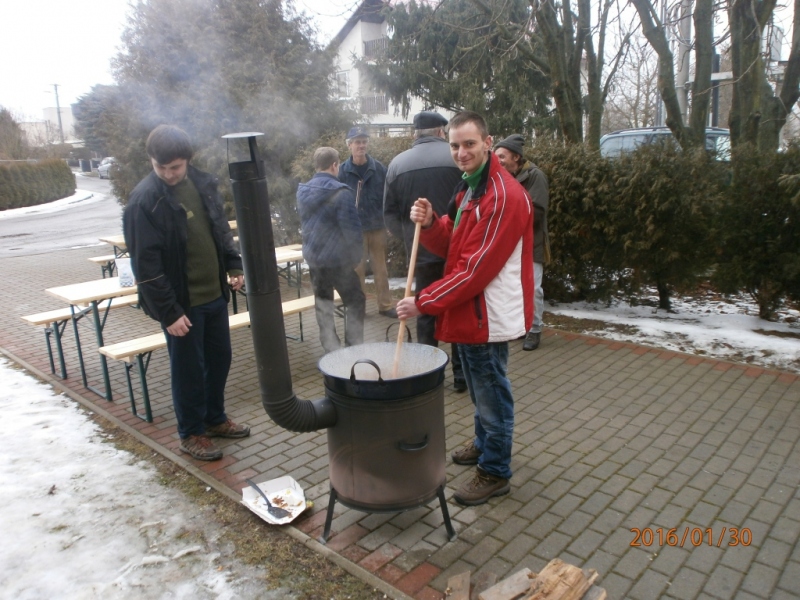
[245,478,292,520]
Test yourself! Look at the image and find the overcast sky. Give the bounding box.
[0,0,358,121]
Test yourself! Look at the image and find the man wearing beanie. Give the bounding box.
[338,126,394,317]
[495,134,549,351]
[384,111,466,392]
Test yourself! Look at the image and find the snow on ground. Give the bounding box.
[384,277,800,374]
[0,358,291,600]
[0,189,99,220]
[547,289,800,374]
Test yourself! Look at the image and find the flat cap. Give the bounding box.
[413,111,448,129]
[346,125,369,139]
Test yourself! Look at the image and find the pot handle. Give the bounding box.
[350,359,384,383]
[398,435,428,452]
[385,322,412,343]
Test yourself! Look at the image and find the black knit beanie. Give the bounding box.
[495,134,525,157]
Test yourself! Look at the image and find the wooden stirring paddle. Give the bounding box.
[392,220,422,378]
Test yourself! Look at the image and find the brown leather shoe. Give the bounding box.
[451,440,481,465]
[179,435,223,461]
[454,468,510,506]
[206,419,251,439]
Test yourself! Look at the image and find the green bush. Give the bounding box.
[612,142,726,310]
[0,160,76,210]
[713,144,800,320]
[527,140,622,303]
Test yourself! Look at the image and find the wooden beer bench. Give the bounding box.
[98,292,339,422]
[88,254,118,278]
[21,295,140,380]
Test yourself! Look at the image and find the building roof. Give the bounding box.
[328,0,388,49]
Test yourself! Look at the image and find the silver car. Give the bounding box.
[97,157,116,179]
[600,127,730,161]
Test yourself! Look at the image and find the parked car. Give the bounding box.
[97,157,116,179]
[600,127,730,160]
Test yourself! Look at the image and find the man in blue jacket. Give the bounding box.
[124,125,249,462]
[339,126,395,317]
[297,147,366,353]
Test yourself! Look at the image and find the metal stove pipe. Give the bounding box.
[224,132,336,432]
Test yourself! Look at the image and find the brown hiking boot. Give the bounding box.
[451,440,481,465]
[179,435,223,461]
[454,468,510,506]
[206,419,251,439]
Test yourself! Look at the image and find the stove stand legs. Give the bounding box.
[319,487,338,544]
[437,485,457,542]
[317,485,458,545]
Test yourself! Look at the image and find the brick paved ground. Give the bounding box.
[3,244,799,600]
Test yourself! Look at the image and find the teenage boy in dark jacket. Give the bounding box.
[123,125,249,462]
[298,147,366,353]
[338,126,394,317]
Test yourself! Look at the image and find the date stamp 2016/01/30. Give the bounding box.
[631,527,752,548]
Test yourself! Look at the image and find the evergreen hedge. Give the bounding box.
[0,160,76,210]
[281,135,800,320]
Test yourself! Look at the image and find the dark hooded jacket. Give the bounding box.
[123,165,242,328]
[515,161,549,264]
[338,155,387,231]
[297,172,363,268]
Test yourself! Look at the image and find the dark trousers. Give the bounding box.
[310,264,366,353]
[163,296,231,439]
[415,261,464,383]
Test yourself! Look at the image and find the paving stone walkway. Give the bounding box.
[2,244,799,600]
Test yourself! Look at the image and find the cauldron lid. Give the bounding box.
[318,342,448,383]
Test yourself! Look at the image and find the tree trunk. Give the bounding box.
[689,0,713,145]
[630,0,695,148]
[533,0,584,143]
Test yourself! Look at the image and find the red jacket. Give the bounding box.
[416,152,534,344]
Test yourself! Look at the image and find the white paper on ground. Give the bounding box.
[241,475,307,525]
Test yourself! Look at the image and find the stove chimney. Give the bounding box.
[224,132,336,432]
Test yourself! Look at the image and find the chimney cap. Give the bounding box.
[222,132,264,139]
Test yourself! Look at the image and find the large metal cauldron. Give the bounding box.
[319,342,449,512]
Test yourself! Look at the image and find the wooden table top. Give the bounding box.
[99,234,126,249]
[46,277,137,306]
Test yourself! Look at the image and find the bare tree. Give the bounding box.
[602,34,660,131]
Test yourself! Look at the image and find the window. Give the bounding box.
[336,71,349,99]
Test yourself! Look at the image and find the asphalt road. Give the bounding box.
[0,172,123,258]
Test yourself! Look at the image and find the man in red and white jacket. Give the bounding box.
[396,111,534,505]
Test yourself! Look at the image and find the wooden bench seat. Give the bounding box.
[21,295,140,379]
[88,254,118,278]
[98,292,338,422]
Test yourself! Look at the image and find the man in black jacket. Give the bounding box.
[384,111,465,391]
[123,125,250,461]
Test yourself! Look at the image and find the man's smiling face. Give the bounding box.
[449,122,492,175]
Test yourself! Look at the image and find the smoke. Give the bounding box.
[107,0,354,231]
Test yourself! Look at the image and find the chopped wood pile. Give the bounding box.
[445,559,606,600]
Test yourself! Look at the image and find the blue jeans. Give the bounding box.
[458,342,514,480]
[163,296,231,438]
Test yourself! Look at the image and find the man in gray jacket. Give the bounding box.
[495,134,549,350]
[384,111,465,391]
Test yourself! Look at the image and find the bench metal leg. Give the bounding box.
[45,320,69,379]
[121,352,153,422]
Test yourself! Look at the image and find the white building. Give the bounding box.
[329,0,452,136]
[20,106,77,146]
